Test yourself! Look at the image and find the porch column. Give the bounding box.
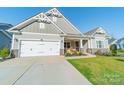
[80,39,83,52]
[88,39,91,49]
[60,37,64,55]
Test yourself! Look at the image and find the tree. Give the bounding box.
[110,44,117,56]
[0,48,10,60]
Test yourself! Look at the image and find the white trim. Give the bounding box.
[8,12,66,35]
[8,30,20,33]
[80,39,83,48]
[8,16,36,31]
[18,38,61,42]
[11,34,15,49]
[91,27,107,37]
[2,31,12,39]
[60,37,64,49]
[50,8,83,36]
[44,14,66,35]
[65,37,82,40]
[52,16,57,22]
[39,22,45,29]
[22,32,61,36]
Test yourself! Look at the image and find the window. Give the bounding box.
[96,41,104,48]
[64,42,71,49]
[75,41,79,51]
[75,41,79,47]
[53,17,57,22]
[39,23,45,29]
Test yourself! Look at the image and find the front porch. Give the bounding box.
[64,37,89,54]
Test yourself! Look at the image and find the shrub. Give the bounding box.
[65,48,87,56]
[0,48,10,59]
[66,48,77,56]
[65,52,72,56]
[110,44,117,56]
[78,52,83,56]
[103,51,112,56]
[95,50,103,56]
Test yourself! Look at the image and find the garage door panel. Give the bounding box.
[20,41,60,57]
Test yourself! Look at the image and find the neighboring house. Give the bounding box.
[115,38,124,50]
[108,37,116,45]
[108,37,124,50]
[84,27,110,54]
[8,8,110,57]
[0,23,13,49]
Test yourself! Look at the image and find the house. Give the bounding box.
[84,27,110,54]
[115,37,124,50]
[108,37,116,45]
[108,37,124,50]
[0,23,13,49]
[8,8,110,57]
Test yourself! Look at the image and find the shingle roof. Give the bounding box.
[8,8,83,36]
[46,8,83,36]
[84,27,100,36]
[116,37,124,44]
[84,27,107,36]
[108,37,116,44]
[0,23,13,38]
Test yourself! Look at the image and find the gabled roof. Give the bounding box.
[116,37,124,44]
[84,27,107,36]
[46,8,83,36]
[0,23,13,39]
[8,8,83,37]
[8,13,65,34]
[108,37,116,45]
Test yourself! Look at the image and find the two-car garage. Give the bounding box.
[20,40,60,57]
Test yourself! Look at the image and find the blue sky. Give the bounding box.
[0,7,124,39]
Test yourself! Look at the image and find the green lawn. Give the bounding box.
[117,50,124,56]
[67,56,124,85]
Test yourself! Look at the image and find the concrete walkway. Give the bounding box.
[0,56,91,85]
[66,54,96,59]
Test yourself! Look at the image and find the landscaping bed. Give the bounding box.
[65,48,89,57]
[67,56,124,85]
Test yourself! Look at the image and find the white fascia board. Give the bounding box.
[22,32,61,36]
[2,31,12,39]
[51,8,83,36]
[8,18,36,31]
[11,34,15,49]
[8,13,45,32]
[18,38,61,42]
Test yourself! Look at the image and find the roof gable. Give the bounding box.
[116,37,124,44]
[0,31,12,39]
[46,8,83,36]
[84,27,107,36]
[8,13,65,35]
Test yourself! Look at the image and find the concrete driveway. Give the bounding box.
[0,56,91,85]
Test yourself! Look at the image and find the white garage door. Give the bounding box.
[20,40,60,57]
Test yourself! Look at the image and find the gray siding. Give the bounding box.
[94,33,106,37]
[48,16,81,35]
[20,21,62,34]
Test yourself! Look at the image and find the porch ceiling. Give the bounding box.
[64,37,89,40]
